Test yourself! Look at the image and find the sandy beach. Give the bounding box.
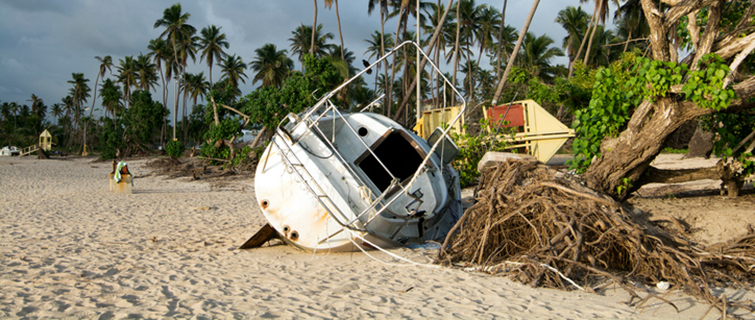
[1,156,753,319]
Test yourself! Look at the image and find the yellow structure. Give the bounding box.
[39,130,52,151]
[413,106,464,139]
[415,100,574,163]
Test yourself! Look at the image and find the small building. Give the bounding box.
[39,130,52,151]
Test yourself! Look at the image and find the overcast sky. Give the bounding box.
[0,0,595,120]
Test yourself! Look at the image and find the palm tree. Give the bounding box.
[312,0,318,55]
[289,24,334,66]
[474,4,500,66]
[154,3,196,140]
[250,44,294,89]
[148,38,172,110]
[51,103,63,125]
[89,55,113,119]
[491,0,540,106]
[183,72,208,142]
[368,0,393,113]
[198,25,229,89]
[365,30,394,94]
[519,32,565,82]
[324,0,345,60]
[219,54,248,93]
[100,79,123,118]
[456,0,484,100]
[67,73,91,129]
[614,0,646,53]
[135,53,158,91]
[117,56,137,109]
[556,6,589,72]
[28,94,43,117]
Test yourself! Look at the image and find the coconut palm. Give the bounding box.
[250,44,294,89]
[100,78,123,118]
[148,38,172,109]
[556,6,589,72]
[614,0,647,53]
[365,30,394,94]
[89,56,113,119]
[324,0,345,60]
[198,25,229,89]
[67,73,91,130]
[311,0,318,55]
[135,53,158,91]
[28,94,44,118]
[51,103,63,125]
[154,3,196,140]
[519,32,565,82]
[474,4,500,66]
[289,24,334,66]
[117,56,137,109]
[219,54,248,93]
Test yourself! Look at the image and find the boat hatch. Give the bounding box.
[355,130,427,192]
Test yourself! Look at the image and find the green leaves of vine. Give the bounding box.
[570,53,737,173]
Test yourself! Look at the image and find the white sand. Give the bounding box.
[1,156,752,319]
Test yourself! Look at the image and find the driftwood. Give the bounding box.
[437,158,754,316]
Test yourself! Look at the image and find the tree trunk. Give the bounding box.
[582,1,603,65]
[335,0,345,61]
[451,0,461,106]
[495,0,508,80]
[311,0,318,55]
[491,0,540,107]
[584,78,755,199]
[568,2,598,78]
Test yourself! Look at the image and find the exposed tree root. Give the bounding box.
[437,158,755,317]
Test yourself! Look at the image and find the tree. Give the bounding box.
[198,25,229,89]
[124,90,168,148]
[67,73,90,131]
[89,56,113,119]
[491,0,540,106]
[579,0,755,199]
[135,53,158,91]
[100,78,123,118]
[289,24,334,66]
[556,6,589,72]
[51,103,63,125]
[154,3,196,140]
[519,32,565,82]
[250,44,295,88]
[218,54,248,93]
[324,0,345,61]
[117,56,137,109]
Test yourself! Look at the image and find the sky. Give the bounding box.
[0,0,595,121]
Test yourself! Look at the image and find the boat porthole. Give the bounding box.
[261,200,269,209]
[282,225,290,233]
[358,127,368,137]
[290,231,299,241]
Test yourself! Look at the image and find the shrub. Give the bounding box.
[166,140,185,158]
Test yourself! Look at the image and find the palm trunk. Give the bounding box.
[582,1,603,65]
[380,4,389,115]
[335,0,345,60]
[496,0,508,79]
[311,0,318,55]
[568,2,598,78]
[386,4,405,118]
[491,0,540,106]
[451,0,461,105]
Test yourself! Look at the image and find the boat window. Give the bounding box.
[356,131,425,192]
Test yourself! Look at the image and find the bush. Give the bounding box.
[166,140,185,158]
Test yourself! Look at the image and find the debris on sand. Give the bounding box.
[437,158,755,316]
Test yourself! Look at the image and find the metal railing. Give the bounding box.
[269,41,466,239]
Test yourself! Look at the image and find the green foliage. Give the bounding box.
[452,118,513,188]
[100,117,125,160]
[701,111,755,178]
[681,54,736,111]
[616,177,633,197]
[570,56,637,172]
[571,52,737,172]
[165,140,185,158]
[123,90,167,144]
[662,147,689,154]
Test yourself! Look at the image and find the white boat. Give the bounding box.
[243,42,466,252]
[0,146,20,156]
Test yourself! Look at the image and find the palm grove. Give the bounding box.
[1,0,754,199]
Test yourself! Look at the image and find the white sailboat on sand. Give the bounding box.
[241,41,466,252]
